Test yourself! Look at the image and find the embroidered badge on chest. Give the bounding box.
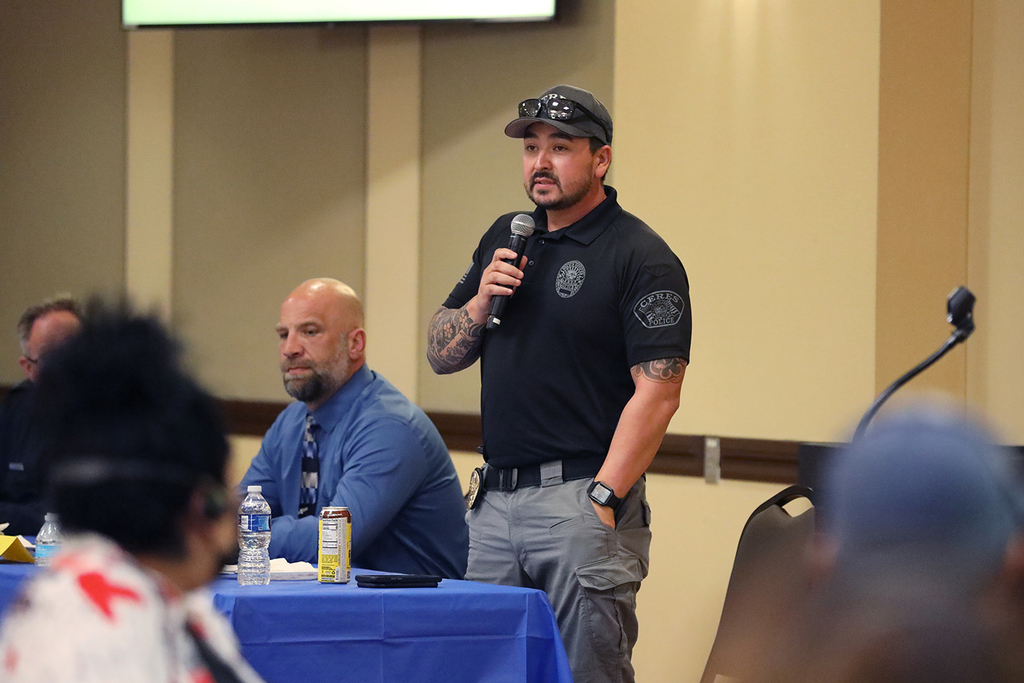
[555,260,586,298]
[634,290,685,328]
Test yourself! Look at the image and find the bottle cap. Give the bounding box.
[44,513,58,522]
[247,485,262,493]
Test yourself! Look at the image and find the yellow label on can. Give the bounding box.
[318,508,351,583]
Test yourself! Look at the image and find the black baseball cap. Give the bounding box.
[504,85,613,146]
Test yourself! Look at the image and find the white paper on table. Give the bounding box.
[222,557,317,580]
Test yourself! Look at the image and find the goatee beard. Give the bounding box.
[526,173,592,211]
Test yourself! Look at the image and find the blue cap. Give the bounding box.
[823,407,1024,585]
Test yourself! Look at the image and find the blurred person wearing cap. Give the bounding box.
[0,304,263,683]
[241,279,468,578]
[816,404,1024,599]
[427,85,692,683]
[760,405,1024,683]
[0,297,81,536]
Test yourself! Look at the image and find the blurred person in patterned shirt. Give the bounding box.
[0,303,263,683]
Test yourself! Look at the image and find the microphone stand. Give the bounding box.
[853,287,976,441]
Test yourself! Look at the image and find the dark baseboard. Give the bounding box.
[220,398,289,439]
[2,383,799,486]
[218,398,799,485]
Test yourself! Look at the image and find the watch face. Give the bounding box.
[590,482,613,505]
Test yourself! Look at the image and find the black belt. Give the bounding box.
[481,455,605,491]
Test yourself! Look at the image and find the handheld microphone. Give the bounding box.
[486,214,535,330]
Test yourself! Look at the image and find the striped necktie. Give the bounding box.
[298,414,319,518]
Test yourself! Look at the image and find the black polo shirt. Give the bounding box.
[443,186,691,469]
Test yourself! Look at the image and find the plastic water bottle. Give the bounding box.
[35,513,62,567]
[238,485,271,585]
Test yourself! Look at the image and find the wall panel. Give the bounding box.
[0,0,126,381]
[173,28,368,400]
[615,1,881,443]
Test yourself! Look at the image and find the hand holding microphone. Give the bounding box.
[486,214,535,330]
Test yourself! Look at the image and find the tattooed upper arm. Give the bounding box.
[427,306,484,375]
[631,358,687,384]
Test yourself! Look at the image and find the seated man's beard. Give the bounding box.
[285,372,326,403]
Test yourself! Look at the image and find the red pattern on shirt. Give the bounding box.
[191,670,215,683]
[77,572,143,620]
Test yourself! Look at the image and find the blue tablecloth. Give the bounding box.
[0,564,573,683]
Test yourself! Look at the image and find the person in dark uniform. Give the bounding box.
[427,85,691,683]
[0,297,81,535]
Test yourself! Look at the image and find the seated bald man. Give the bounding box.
[241,279,468,578]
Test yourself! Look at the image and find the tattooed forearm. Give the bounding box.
[631,358,687,384]
[427,307,485,374]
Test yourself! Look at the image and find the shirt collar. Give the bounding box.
[531,185,622,245]
[308,364,373,433]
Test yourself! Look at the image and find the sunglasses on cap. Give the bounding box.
[518,93,610,144]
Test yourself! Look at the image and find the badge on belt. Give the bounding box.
[465,466,484,510]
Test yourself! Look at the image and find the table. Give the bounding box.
[0,564,573,683]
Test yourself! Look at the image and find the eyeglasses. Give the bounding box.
[518,93,610,143]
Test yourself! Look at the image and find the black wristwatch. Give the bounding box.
[588,480,622,510]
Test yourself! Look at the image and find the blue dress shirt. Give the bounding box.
[241,365,468,578]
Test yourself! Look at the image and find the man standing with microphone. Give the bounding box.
[427,85,691,683]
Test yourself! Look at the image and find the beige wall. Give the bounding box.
[968,0,1024,444]
[3,0,1024,681]
[0,0,127,383]
[172,27,368,400]
[8,2,1021,439]
[616,1,881,443]
[876,0,972,403]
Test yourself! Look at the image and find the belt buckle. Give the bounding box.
[498,467,518,491]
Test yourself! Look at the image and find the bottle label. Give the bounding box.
[238,513,270,533]
[35,544,60,561]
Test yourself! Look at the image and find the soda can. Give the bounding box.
[318,507,351,583]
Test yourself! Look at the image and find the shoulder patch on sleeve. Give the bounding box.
[633,291,685,328]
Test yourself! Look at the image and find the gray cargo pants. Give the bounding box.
[466,463,651,683]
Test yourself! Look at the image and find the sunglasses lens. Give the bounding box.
[539,94,574,120]
[519,99,543,117]
[519,95,577,121]
[518,94,607,141]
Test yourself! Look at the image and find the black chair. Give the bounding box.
[699,485,816,683]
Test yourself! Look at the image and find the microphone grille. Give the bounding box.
[510,214,536,238]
